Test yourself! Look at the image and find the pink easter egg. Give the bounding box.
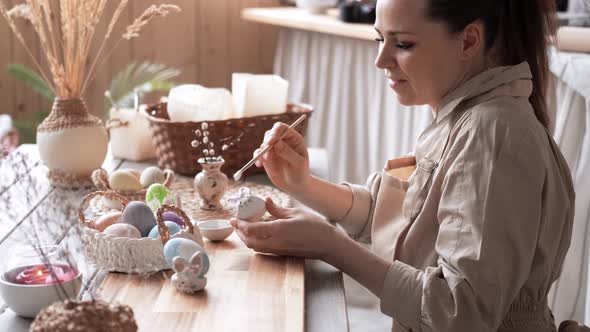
[103,223,141,239]
[94,211,122,232]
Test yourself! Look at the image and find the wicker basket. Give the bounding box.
[142,102,313,176]
[91,168,175,202]
[78,191,203,274]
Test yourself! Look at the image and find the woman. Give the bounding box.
[230,0,575,331]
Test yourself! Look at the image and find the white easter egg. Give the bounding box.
[103,223,141,238]
[236,196,266,222]
[140,167,165,188]
[109,170,142,192]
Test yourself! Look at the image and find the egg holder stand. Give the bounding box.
[78,191,203,274]
[91,168,175,202]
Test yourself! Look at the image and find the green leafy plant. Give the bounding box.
[7,64,52,143]
[6,61,180,143]
[105,61,180,111]
[12,111,49,144]
[7,64,55,101]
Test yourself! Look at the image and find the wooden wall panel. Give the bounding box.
[85,0,120,117]
[0,1,281,128]
[199,0,231,88]
[258,0,282,73]
[230,0,264,75]
[9,0,44,122]
[0,0,12,117]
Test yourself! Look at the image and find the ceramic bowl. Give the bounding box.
[0,269,82,318]
[198,219,234,242]
[296,0,339,14]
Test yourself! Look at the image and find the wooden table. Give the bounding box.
[0,145,348,332]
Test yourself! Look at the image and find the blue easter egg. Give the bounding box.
[148,221,181,239]
[163,211,185,227]
[121,201,157,237]
[163,238,210,277]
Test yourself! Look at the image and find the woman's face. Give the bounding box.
[374,0,479,109]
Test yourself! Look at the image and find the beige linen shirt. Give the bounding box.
[337,62,575,332]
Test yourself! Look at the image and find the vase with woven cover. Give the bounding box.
[194,157,228,210]
[37,99,108,188]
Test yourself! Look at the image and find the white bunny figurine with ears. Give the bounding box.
[171,251,207,294]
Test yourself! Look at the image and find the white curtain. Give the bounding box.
[274,28,590,328]
[547,50,590,326]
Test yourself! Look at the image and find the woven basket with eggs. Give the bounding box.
[78,191,203,274]
[91,167,174,203]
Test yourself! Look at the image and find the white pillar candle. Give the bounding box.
[168,84,233,122]
[232,74,289,118]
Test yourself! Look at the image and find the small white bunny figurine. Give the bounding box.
[171,251,207,294]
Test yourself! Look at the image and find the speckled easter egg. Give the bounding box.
[163,238,210,277]
[236,196,266,222]
[163,211,185,227]
[145,184,171,209]
[109,170,142,192]
[140,167,165,188]
[103,223,141,238]
[148,221,182,239]
[121,201,157,237]
[94,211,122,232]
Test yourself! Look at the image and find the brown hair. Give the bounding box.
[427,0,557,128]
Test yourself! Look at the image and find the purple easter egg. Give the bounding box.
[163,211,185,227]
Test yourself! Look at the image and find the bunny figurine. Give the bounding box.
[171,251,207,294]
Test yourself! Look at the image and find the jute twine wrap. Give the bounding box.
[49,169,95,189]
[91,168,175,202]
[155,204,194,244]
[78,191,129,229]
[30,300,138,332]
[38,98,104,133]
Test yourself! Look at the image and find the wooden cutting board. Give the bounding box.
[98,233,305,332]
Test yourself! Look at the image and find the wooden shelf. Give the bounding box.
[242,7,376,41]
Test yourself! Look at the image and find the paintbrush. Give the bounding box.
[233,114,307,182]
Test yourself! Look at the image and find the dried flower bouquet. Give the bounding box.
[0,1,181,188]
[0,1,181,100]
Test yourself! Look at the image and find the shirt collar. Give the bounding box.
[434,62,534,124]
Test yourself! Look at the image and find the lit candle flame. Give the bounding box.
[37,270,43,276]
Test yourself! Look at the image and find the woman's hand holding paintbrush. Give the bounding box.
[233,115,311,194]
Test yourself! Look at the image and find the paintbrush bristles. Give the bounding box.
[233,170,244,182]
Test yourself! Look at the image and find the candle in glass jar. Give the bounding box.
[9,264,78,285]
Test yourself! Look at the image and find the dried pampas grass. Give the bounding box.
[123,5,180,40]
[7,3,31,20]
[0,1,182,100]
